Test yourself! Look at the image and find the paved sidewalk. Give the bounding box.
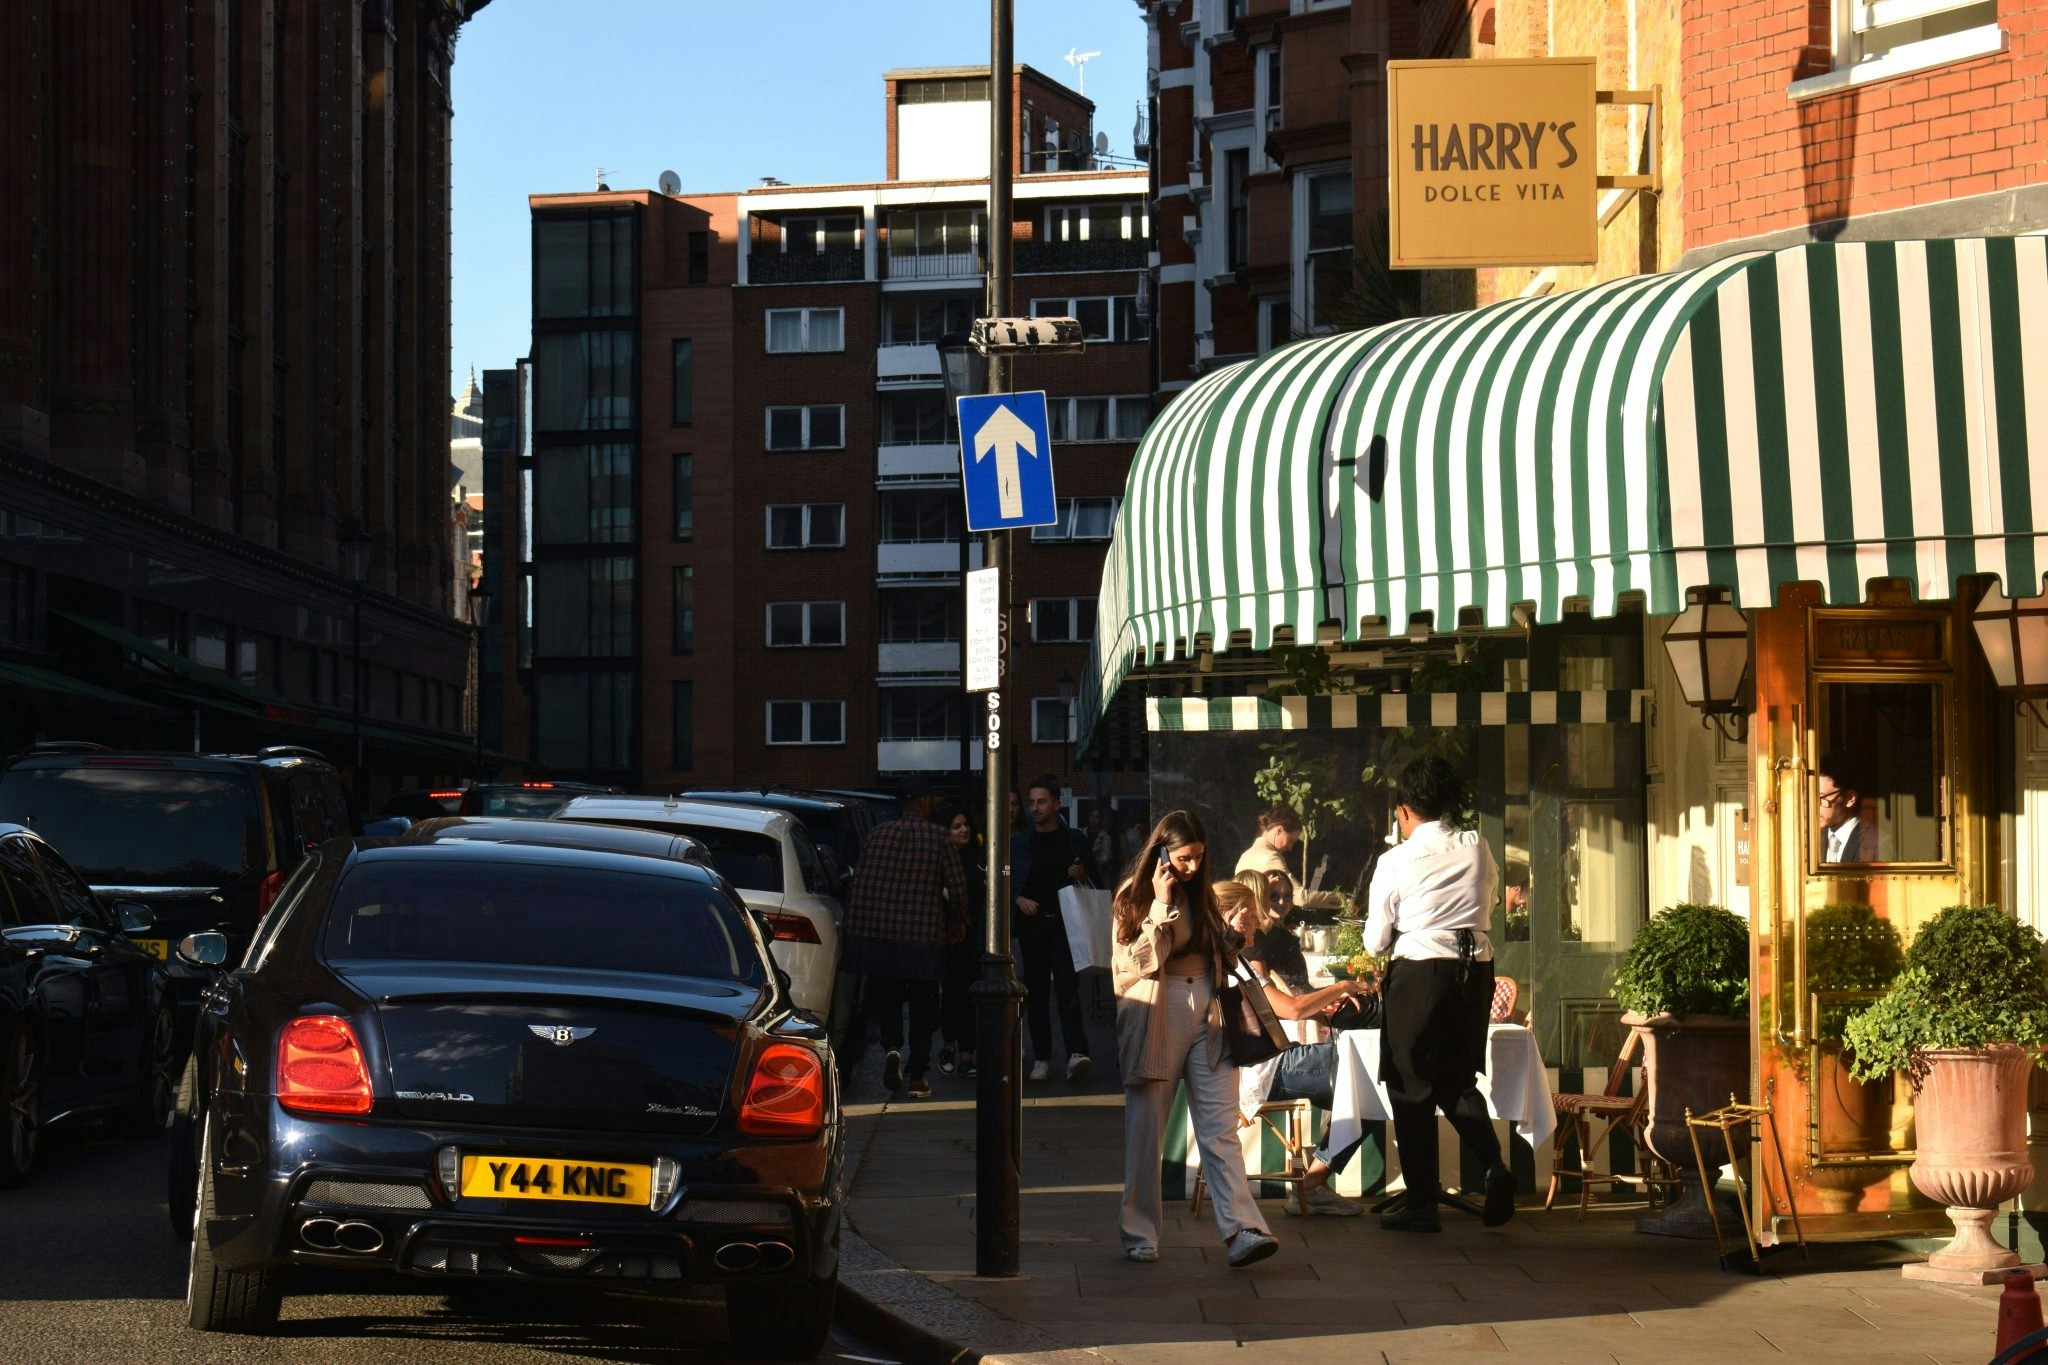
[835,1009,2011,1364]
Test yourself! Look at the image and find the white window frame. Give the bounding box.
[1045,203,1150,242]
[1791,0,2003,97]
[764,502,846,550]
[780,214,860,254]
[1252,45,1282,172]
[765,600,847,648]
[1257,295,1293,354]
[1292,161,1353,335]
[1031,596,1098,644]
[1045,397,1148,444]
[1029,295,1148,342]
[765,699,846,747]
[764,404,845,451]
[1031,495,1122,543]
[764,307,845,354]
[1031,696,1078,745]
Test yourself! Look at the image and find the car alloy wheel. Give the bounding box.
[120,1006,178,1138]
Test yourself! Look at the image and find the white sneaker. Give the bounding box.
[1125,1245,1158,1263]
[1028,1059,1050,1082]
[1224,1228,1279,1268]
[1066,1053,1091,1083]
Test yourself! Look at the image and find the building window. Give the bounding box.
[899,76,991,103]
[1257,295,1292,354]
[1031,696,1077,745]
[1224,148,1250,272]
[1253,45,1282,168]
[886,208,983,264]
[766,503,846,549]
[673,566,694,653]
[672,454,694,540]
[1030,294,1148,342]
[881,688,962,741]
[687,231,709,285]
[535,444,633,544]
[765,307,845,353]
[882,294,979,344]
[1045,203,1148,242]
[672,680,694,769]
[672,339,693,424]
[766,601,846,648]
[1830,0,1998,78]
[1032,596,1098,644]
[192,617,231,672]
[880,587,958,643]
[533,329,634,431]
[879,490,963,544]
[1046,396,1148,443]
[237,631,277,690]
[781,215,860,252]
[533,212,634,320]
[767,699,845,746]
[765,404,845,451]
[534,557,634,658]
[880,391,955,445]
[535,671,634,771]
[1300,167,1354,331]
[1031,496,1122,543]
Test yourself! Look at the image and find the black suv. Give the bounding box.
[457,780,620,819]
[677,788,877,894]
[0,743,352,1042]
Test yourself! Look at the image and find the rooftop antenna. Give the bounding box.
[1064,47,1101,96]
[594,165,609,191]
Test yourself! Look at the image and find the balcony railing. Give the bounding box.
[877,442,961,482]
[878,739,983,773]
[1014,239,1149,274]
[878,541,982,576]
[879,641,962,675]
[883,250,984,281]
[748,248,865,284]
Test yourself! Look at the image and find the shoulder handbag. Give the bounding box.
[1218,958,1290,1066]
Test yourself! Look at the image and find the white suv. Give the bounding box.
[553,795,842,1016]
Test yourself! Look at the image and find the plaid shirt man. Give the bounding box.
[844,815,969,955]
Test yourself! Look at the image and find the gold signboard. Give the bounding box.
[1388,57,1599,269]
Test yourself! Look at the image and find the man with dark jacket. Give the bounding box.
[841,779,968,1099]
[1009,775,1102,1082]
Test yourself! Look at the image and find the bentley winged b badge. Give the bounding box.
[528,1024,596,1047]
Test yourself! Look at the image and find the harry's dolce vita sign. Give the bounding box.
[1388,57,1599,269]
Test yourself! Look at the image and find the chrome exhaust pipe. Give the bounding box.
[334,1220,386,1254]
[713,1241,761,1271]
[754,1241,795,1271]
[299,1218,341,1250]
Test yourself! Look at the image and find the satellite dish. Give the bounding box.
[658,169,682,196]
[1095,131,1110,154]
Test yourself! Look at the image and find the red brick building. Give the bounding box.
[505,67,1152,815]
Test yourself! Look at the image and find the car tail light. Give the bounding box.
[255,869,287,919]
[522,781,556,789]
[757,912,821,944]
[277,1016,373,1116]
[739,1043,825,1138]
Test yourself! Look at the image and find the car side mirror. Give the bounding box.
[116,901,155,934]
[360,815,412,838]
[175,931,230,968]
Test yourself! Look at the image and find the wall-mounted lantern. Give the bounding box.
[1661,587,1750,741]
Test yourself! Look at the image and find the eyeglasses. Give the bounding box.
[1817,788,1849,807]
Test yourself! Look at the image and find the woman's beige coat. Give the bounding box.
[1111,892,1230,1084]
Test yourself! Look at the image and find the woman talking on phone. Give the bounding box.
[1111,810,1279,1268]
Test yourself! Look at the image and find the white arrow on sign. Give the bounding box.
[973,404,1038,519]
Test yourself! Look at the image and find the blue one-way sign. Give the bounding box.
[957,390,1056,532]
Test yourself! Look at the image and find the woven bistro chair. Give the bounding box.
[1544,1030,1675,1217]
[1192,1096,1316,1220]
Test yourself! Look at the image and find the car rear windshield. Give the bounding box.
[563,819,783,894]
[467,789,575,818]
[0,765,259,886]
[323,861,764,983]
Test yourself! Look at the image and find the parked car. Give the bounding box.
[677,788,876,896]
[457,781,620,819]
[1,823,177,1187]
[166,836,840,1356]
[0,743,351,1045]
[808,787,902,827]
[401,816,711,868]
[372,788,467,823]
[554,797,841,1018]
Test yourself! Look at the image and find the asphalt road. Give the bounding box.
[0,1120,891,1365]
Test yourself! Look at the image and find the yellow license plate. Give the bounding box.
[459,1155,650,1205]
[136,938,168,961]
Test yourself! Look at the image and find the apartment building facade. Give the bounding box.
[508,67,1153,809]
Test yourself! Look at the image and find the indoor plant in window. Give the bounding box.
[1611,901,1751,1238]
[1803,903,1906,1215]
[1842,906,2048,1283]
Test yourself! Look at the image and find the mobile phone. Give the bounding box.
[1156,846,1171,872]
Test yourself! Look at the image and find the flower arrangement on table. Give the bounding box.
[1318,922,1386,984]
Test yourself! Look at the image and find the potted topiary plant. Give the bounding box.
[1803,904,1906,1214]
[1611,902,1751,1238]
[1842,906,2048,1283]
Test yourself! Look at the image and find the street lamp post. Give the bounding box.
[340,524,372,794]
[466,583,493,774]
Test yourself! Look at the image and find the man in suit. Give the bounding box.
[1817,753,1881,864]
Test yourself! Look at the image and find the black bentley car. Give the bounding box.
[168,836,842,1357]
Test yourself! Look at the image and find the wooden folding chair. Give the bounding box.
[1192,1096,1316,1219]
[1543,1031,1674,1217]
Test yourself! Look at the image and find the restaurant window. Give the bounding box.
[535,444,633,545]
[765,404,844,451]
[1298,166,1353,331]
[1032,597,1097,644]
[766,601,846,648]
[533,213,634,320]
[672,680,694,769]
[765,503,845,550]
[671,339,693,425]
[533,330,634,431]
[766,699,845,746]
[672,566,694,653]
[672,454,694,541]
[534,558,634,658]
[881,688,961,741]
[1812,683,1946,867]
[880,588,957,643]
[765,307,845,354]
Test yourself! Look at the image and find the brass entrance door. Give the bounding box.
[1749,583,1998,1244]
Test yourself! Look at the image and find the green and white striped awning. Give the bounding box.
[1083,237,2048,747]
[1148,690,1647,732]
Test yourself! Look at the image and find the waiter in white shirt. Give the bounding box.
[1363,756,1514,1233]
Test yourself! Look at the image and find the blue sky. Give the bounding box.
[450,0,1149,392]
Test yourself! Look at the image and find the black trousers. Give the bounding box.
[939,942,978,1052]
[867,975,941,1077]
[1015,913,1089,1062]
[1380,957,1502,1199]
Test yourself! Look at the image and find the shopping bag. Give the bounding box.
[1057,885,1114,971]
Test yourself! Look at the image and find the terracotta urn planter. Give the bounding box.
[1625,1010,1750,1239]
[1900,1046,2040,1284]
